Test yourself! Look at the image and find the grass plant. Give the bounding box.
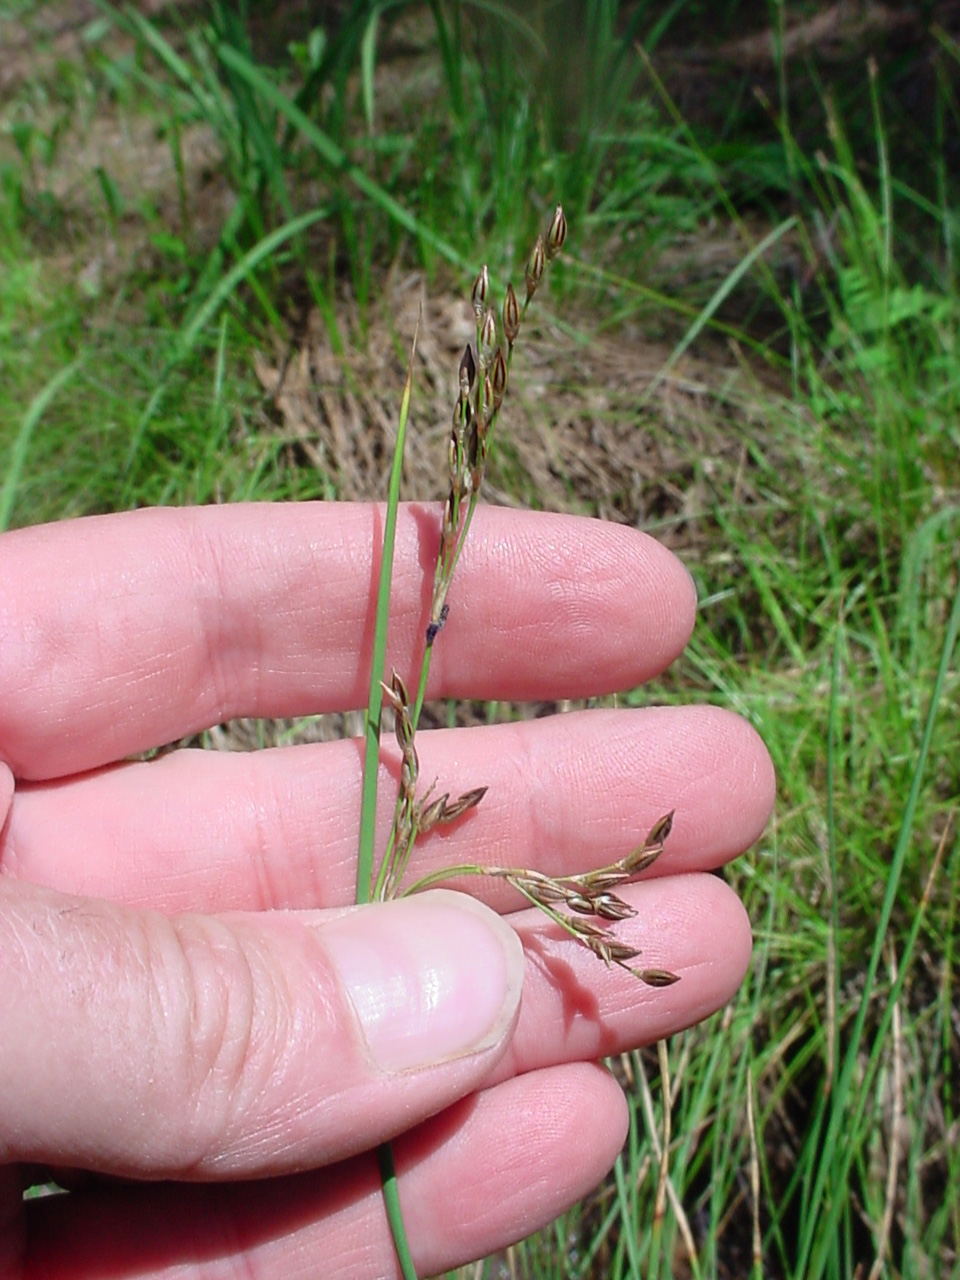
[361,205,677,991]
[2,2,959,1275]
[357,206,678,1276]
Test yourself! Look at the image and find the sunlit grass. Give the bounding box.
[2,2,959,1276]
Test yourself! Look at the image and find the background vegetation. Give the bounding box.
[1,1,959,1276]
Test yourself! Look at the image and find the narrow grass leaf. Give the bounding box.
[642,217,796,403]
[126,207,329,469]
[1,360,82,532]
[798,575,960,1276]
[613,1153,643,1280]
[360,6,379,133]
[355,320,420,1279]
[356,317,418,902]
[214,44,469,272]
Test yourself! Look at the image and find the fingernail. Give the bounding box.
[323,890,524,1073]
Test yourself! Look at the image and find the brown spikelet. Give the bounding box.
[440,786,488,823]
[502,283,521,345]
[634,968,681,988]
[646,810,675,847]
[590,936,644,965]
[491,347,507,410]
[379,205,680,996]
[590,892,638,922]
[441,494,457,558]
[478,309,497,366]
[417,794,449,833]
[459,343,476,392]
[471,264,489,321]
[481,373,494,422]
[525,234,545,301]
[545,203,567,259]
[622,845,664,877]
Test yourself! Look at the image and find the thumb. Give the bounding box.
[0,883,523,1179]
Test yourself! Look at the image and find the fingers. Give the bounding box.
[6,877,748,1277]
[23,1064,629,1279]
[0,885,522,1178]
[1,866,747,1182]
[4,706,774,912]
[0,504,695,779]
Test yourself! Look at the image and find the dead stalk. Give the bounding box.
[867,942,905,1280]
[747,1063,763,1276]
[637,1047,700,1268]
[654,1040,671,1228]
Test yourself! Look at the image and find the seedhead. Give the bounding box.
[545,203,567,259]
[502,283,521,347]
[471,264,489,322]
[525,234,546,302]
[373,204,678,987]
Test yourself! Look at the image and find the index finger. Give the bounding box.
[0,502,695,780]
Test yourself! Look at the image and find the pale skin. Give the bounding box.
[0,502,774,1279]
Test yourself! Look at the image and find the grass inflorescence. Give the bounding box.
[404,808,679,989]
[363,203,676,990]
[356,202,675,1279]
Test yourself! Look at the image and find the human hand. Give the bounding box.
[0,502,773,1278]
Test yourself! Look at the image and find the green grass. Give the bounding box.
[0,162,336,522]
[2,1,959,1276]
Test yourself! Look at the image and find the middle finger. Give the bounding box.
[3,706,774,911]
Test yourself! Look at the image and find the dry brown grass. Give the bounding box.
[251,269,763,556]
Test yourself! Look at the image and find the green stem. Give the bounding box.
[445,492,480,589]
[378,1143,419,1280]
[355,324,420,1280]
[411,645,433,732]
[372,823,398,903]
[356,323,418,905]
[388,825,421,901]
[402,862,497,896]
[375,288,537,903]
[402,865,594,948]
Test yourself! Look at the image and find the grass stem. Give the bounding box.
[356,319,418,905]
[355,321,420,1279]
